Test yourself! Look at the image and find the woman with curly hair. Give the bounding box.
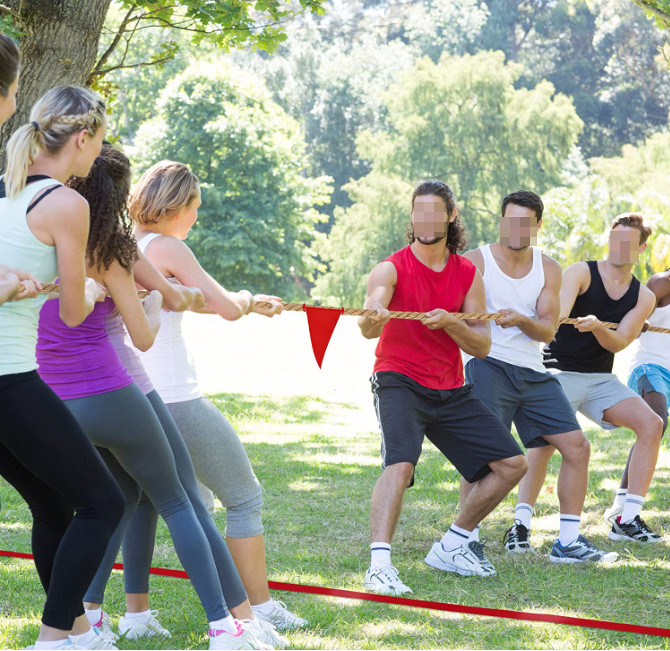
[36,145,282,650]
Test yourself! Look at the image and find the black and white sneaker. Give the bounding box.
[503,520,534,554]
[608,515,663,543]
[549,535,618,564]
[468,539,496,574]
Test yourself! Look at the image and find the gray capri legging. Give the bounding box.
[167,396,264,539]
[67,384,246,616]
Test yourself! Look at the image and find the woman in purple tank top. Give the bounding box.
[36,144,284,650]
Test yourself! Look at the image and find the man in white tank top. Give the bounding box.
[461,191,617,564]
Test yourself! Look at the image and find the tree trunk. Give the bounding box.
[0,0,112,169]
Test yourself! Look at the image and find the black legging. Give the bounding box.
[0,371,124,630]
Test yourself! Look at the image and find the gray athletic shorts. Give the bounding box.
[548,370,639,430]
[465,356,581,448]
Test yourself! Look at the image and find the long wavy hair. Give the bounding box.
[66,144,138,272]
[406,180,467,253]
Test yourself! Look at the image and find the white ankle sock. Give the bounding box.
[440,524,471,551]
[69,629,97,646]
[515,503,533,530]
[34,640,70,650]
[125,609,151,623]
[84,607,102,626]
[209,615,238,635]
[612,488,627,509]
[470,525,480,542]
[558,514,580,546]
[251,599,274,616]
[370,542,391,568]
[620,493,644,524]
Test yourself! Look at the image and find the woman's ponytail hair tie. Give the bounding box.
[31,121,40,132]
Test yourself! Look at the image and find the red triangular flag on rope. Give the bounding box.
[303,304,344,368]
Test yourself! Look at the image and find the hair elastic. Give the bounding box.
[31,121,40,132]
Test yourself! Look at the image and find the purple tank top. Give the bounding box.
[37,297,133,400]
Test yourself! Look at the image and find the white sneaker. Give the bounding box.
[117,610,171,639]
[424,541,496,577]
[603,503,623,524]
[90,611,118,643]
[242,618,288,648]
[80,628,118,649]
[363,564,413,595]
[252,600,307,631]
[208,620,272,650]
[25,642,85,650]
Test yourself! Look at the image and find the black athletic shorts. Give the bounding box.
[370,371,523,485]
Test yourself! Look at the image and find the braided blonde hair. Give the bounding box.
[4,85,106,199]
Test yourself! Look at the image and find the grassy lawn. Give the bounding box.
[1,391,669,650]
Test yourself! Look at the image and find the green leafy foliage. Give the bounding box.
[130,61,332,299]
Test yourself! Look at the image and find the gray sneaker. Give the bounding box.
[549,535,618,564]
[425,541,496,577]
[468,539,496,574]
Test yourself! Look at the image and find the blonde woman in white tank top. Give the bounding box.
[125,160,307,632]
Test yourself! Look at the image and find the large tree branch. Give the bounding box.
[92,55,175,76]
[91,5,138,78]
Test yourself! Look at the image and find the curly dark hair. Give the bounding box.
[67,144,138,272]
[406,180,468,254]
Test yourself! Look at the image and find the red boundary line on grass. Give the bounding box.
[2,549,669,638]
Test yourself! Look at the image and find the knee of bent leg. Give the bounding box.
[386,461,415,487]
[562,433,590,463]
[225,484,264,538]
[501,455,528,483]
[639,411,664,444]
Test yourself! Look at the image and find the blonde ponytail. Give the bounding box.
[4,86,106,199]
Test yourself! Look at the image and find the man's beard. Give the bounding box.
[416,235,446,246]
[507,243,530,251]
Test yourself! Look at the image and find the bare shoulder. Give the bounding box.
[463,248,484,274]
[540,253,562,278]
[38,186,88,223]
[638,282,656,308]
[647,272,670,300]
[369,260,397,284]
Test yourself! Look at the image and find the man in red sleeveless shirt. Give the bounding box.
[358,181,528,595]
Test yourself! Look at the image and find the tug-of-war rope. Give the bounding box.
[38,284,670,334]
[0,550,668,638]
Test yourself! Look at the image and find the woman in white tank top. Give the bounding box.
[123,160,308,631]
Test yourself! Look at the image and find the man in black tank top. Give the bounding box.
[527,214,663,543]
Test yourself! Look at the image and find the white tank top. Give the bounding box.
[464,244,546,373]
[629,302,670,372]
[0,177,62,375]
[135,233,203,403]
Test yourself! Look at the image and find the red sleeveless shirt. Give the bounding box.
[373,246,476,390]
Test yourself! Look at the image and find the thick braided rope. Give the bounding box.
[38,284,670,334]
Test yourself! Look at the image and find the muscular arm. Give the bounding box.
[358,261,396,339]
[646,273,670,307]
[422,269,491,358]
[558,262,590,320]
[587,285,656,353]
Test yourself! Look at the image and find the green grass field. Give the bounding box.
[1,392,669,650]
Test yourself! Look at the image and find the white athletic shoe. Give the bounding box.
[208,620,272,650]
[84,628,118,649]
[242,618,289,648]
[603,503,623,525]
[24,642,85,650]
[117,610,171,639]
[424,541,496,577]
[363,564,413,595]
[252,600,307,631]
[90,611,118,643]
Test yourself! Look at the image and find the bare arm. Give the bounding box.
[495,255,562,343]
[103,260,164,352]
[0,267,20,304]
[142,235,255,320]
[576,285,656,353]
[133,249,204,312]
[422,269,491,358]
[46,189,105,326]
[558,262,590,320]
[646,273,670,307]
[358,261,396,339]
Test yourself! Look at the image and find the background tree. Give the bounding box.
[131,61,332,298]
[0,0,328,163]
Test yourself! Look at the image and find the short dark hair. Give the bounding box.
[407,180,468,254]
[501,190,544,223]
[0,34,20,97]
[610,212,651,245]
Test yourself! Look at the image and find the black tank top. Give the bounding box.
[543,261,640,373]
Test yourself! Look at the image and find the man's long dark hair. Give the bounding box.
[406,180,467,253]
[67,144,138,272]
